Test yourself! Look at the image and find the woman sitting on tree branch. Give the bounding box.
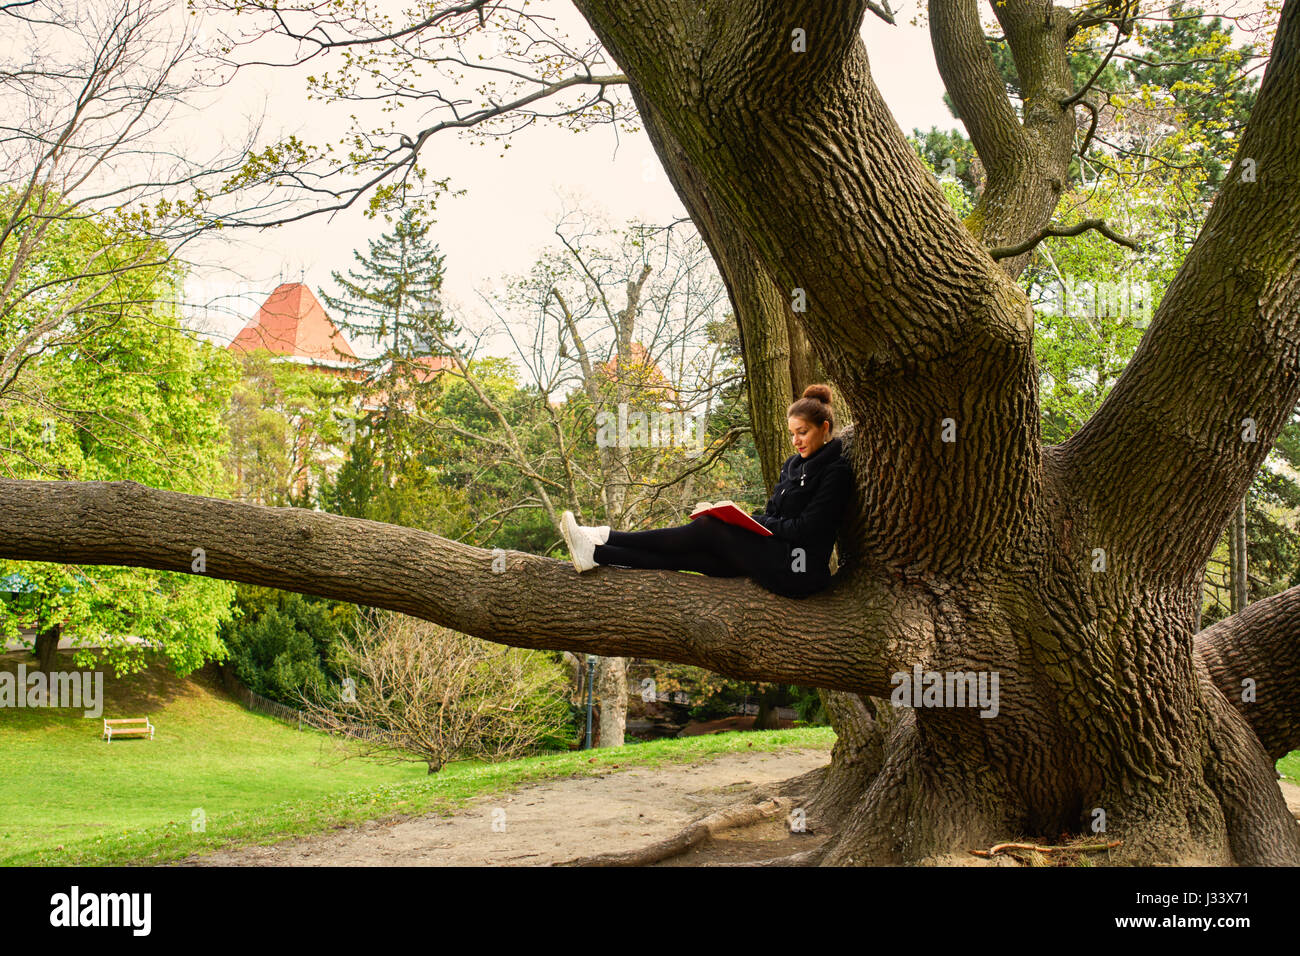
[559,384,854,598]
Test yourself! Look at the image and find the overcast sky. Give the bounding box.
[178,2,960,358]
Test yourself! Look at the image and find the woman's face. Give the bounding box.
[788,416,830,458]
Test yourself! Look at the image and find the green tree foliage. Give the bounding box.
[224,349,354,508]
[1120,1,1261,192]
[910,126,980,209]
[1034,7,1292,620]
[217,584,354,704]
[319,382,476,535]
[312,203,488,531]
[318,202,457,489]
[910,7,1297,623]
[0,203,239,675]
[312,238,479,536]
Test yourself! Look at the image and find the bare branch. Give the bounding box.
[865,0,895,25]
[988,217,1143,260]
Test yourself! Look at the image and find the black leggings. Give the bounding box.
[593,516,779,579]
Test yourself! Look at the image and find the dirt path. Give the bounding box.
[173,750,1300,867]
[174,747,831,867]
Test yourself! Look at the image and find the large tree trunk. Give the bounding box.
[3,0,1300,865]
[559,0,1300,865]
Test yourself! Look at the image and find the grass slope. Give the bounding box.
[0,652,834,866]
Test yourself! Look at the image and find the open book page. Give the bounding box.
[688,501,772,536]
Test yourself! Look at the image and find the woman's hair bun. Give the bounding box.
[787,383,835,434]
[802,384,832,405]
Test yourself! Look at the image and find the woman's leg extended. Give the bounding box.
[601,520,716,554]
[592,543,738,576]
[594,517,779,579]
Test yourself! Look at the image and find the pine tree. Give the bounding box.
[318,204,460,489]
[319,205,457,363]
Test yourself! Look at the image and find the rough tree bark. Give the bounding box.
[561,0,1300,864]
[2,0,1300,864]
[931,0,1080,277]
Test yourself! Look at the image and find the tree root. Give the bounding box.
[969,839,1122,864]
[726,845,830,866]
[554,795,800,867]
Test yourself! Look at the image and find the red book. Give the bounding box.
[689,500,773,536]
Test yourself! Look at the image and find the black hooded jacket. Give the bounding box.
[748,436,854,597]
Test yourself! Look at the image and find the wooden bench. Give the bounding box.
[102,717,154,742]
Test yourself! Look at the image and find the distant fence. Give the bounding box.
[215,663,308,729]
[633,685,798,722]
[214,665,395,743]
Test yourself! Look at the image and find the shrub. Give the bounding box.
[302,608,572,773]
[218,585,351,704]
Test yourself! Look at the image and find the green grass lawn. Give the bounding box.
[1275,751,1300,785]
[5,651,1296,867]
[0,652,834,866]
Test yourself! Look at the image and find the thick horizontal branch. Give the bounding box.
[987,217,1143,260]
[1196,582,1300,760]
[0,478,932,696]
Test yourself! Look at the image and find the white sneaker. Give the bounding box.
[561,511,597,572]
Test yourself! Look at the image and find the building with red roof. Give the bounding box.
[229,282,361,366]
[599,341,679,403]
[226,282,453,499]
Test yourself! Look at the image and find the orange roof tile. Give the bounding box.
[600,341,677,400]
[228,282,359,362]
